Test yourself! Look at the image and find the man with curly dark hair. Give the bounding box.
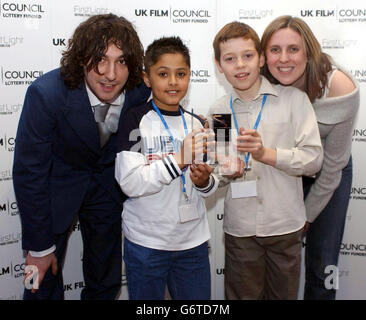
[13,13,150,300]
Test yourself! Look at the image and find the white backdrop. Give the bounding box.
[0,0,365,300]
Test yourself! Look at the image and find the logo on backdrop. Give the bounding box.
[0,293,23,300]
[64,281,85,292]
[0,169,12,182]
[299,7,366,23]
[0,199,18,216]
[0,35,24,48]
[0,103,22,115]
[300,9,335,17]
[71,222,81,233]
[190,69,211,83]
[350,186,366,201]
[340,242,366,257]
[1,67,43,86]
[352,128,366,142]
[338,8,366,23]
[122,274,127,286]
[52,38,69,47]
[321,38,357,50]
[0,232,21,246]
[73,5,109,17]
[350,70,366,83]
[216,268,224,275]
[134,7,212,24]
[0,134,15,152]
[0,2,45,19]
[238,9,273,20]
[0,261,26,278]
[339,268,350,278]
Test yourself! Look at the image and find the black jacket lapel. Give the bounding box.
[61,84,100,154]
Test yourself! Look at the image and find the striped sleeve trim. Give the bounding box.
[162,155,181,179]
[194,174,215,193]
[166,155,180,177]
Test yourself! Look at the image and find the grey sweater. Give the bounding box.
[305,65,360,222]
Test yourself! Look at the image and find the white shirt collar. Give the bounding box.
[85,81,124,107]
[231,76,278,103]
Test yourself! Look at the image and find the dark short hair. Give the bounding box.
[213,21,261,62]
[60,13,144,90]
[144,36,190,74]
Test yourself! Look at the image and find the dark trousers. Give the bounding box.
[303,157,352,300]
[124,238,211,300]
[23,178,122,300]
[225,229,302,300]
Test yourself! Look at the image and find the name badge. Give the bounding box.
[178,200,200,223]
[231,180,257,199]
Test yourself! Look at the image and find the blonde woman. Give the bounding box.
[261,15,359,300]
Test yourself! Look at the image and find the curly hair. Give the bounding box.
[261,15,332,103]
[60,13,144,90]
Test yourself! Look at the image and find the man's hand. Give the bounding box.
[24,252,58,293]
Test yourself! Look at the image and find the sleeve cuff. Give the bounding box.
[29,245,56,257]
[274,148,292,171]
[305,200,321,223]
[162,154,182,180]
[194,174,219,197]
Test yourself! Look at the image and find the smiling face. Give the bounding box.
[84,43,129,103]
[143,52,190,111]
[265,27,307,89]
[216,37,264,101]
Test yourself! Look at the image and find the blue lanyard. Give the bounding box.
[229,94,267,172]
[151,100,189,196]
